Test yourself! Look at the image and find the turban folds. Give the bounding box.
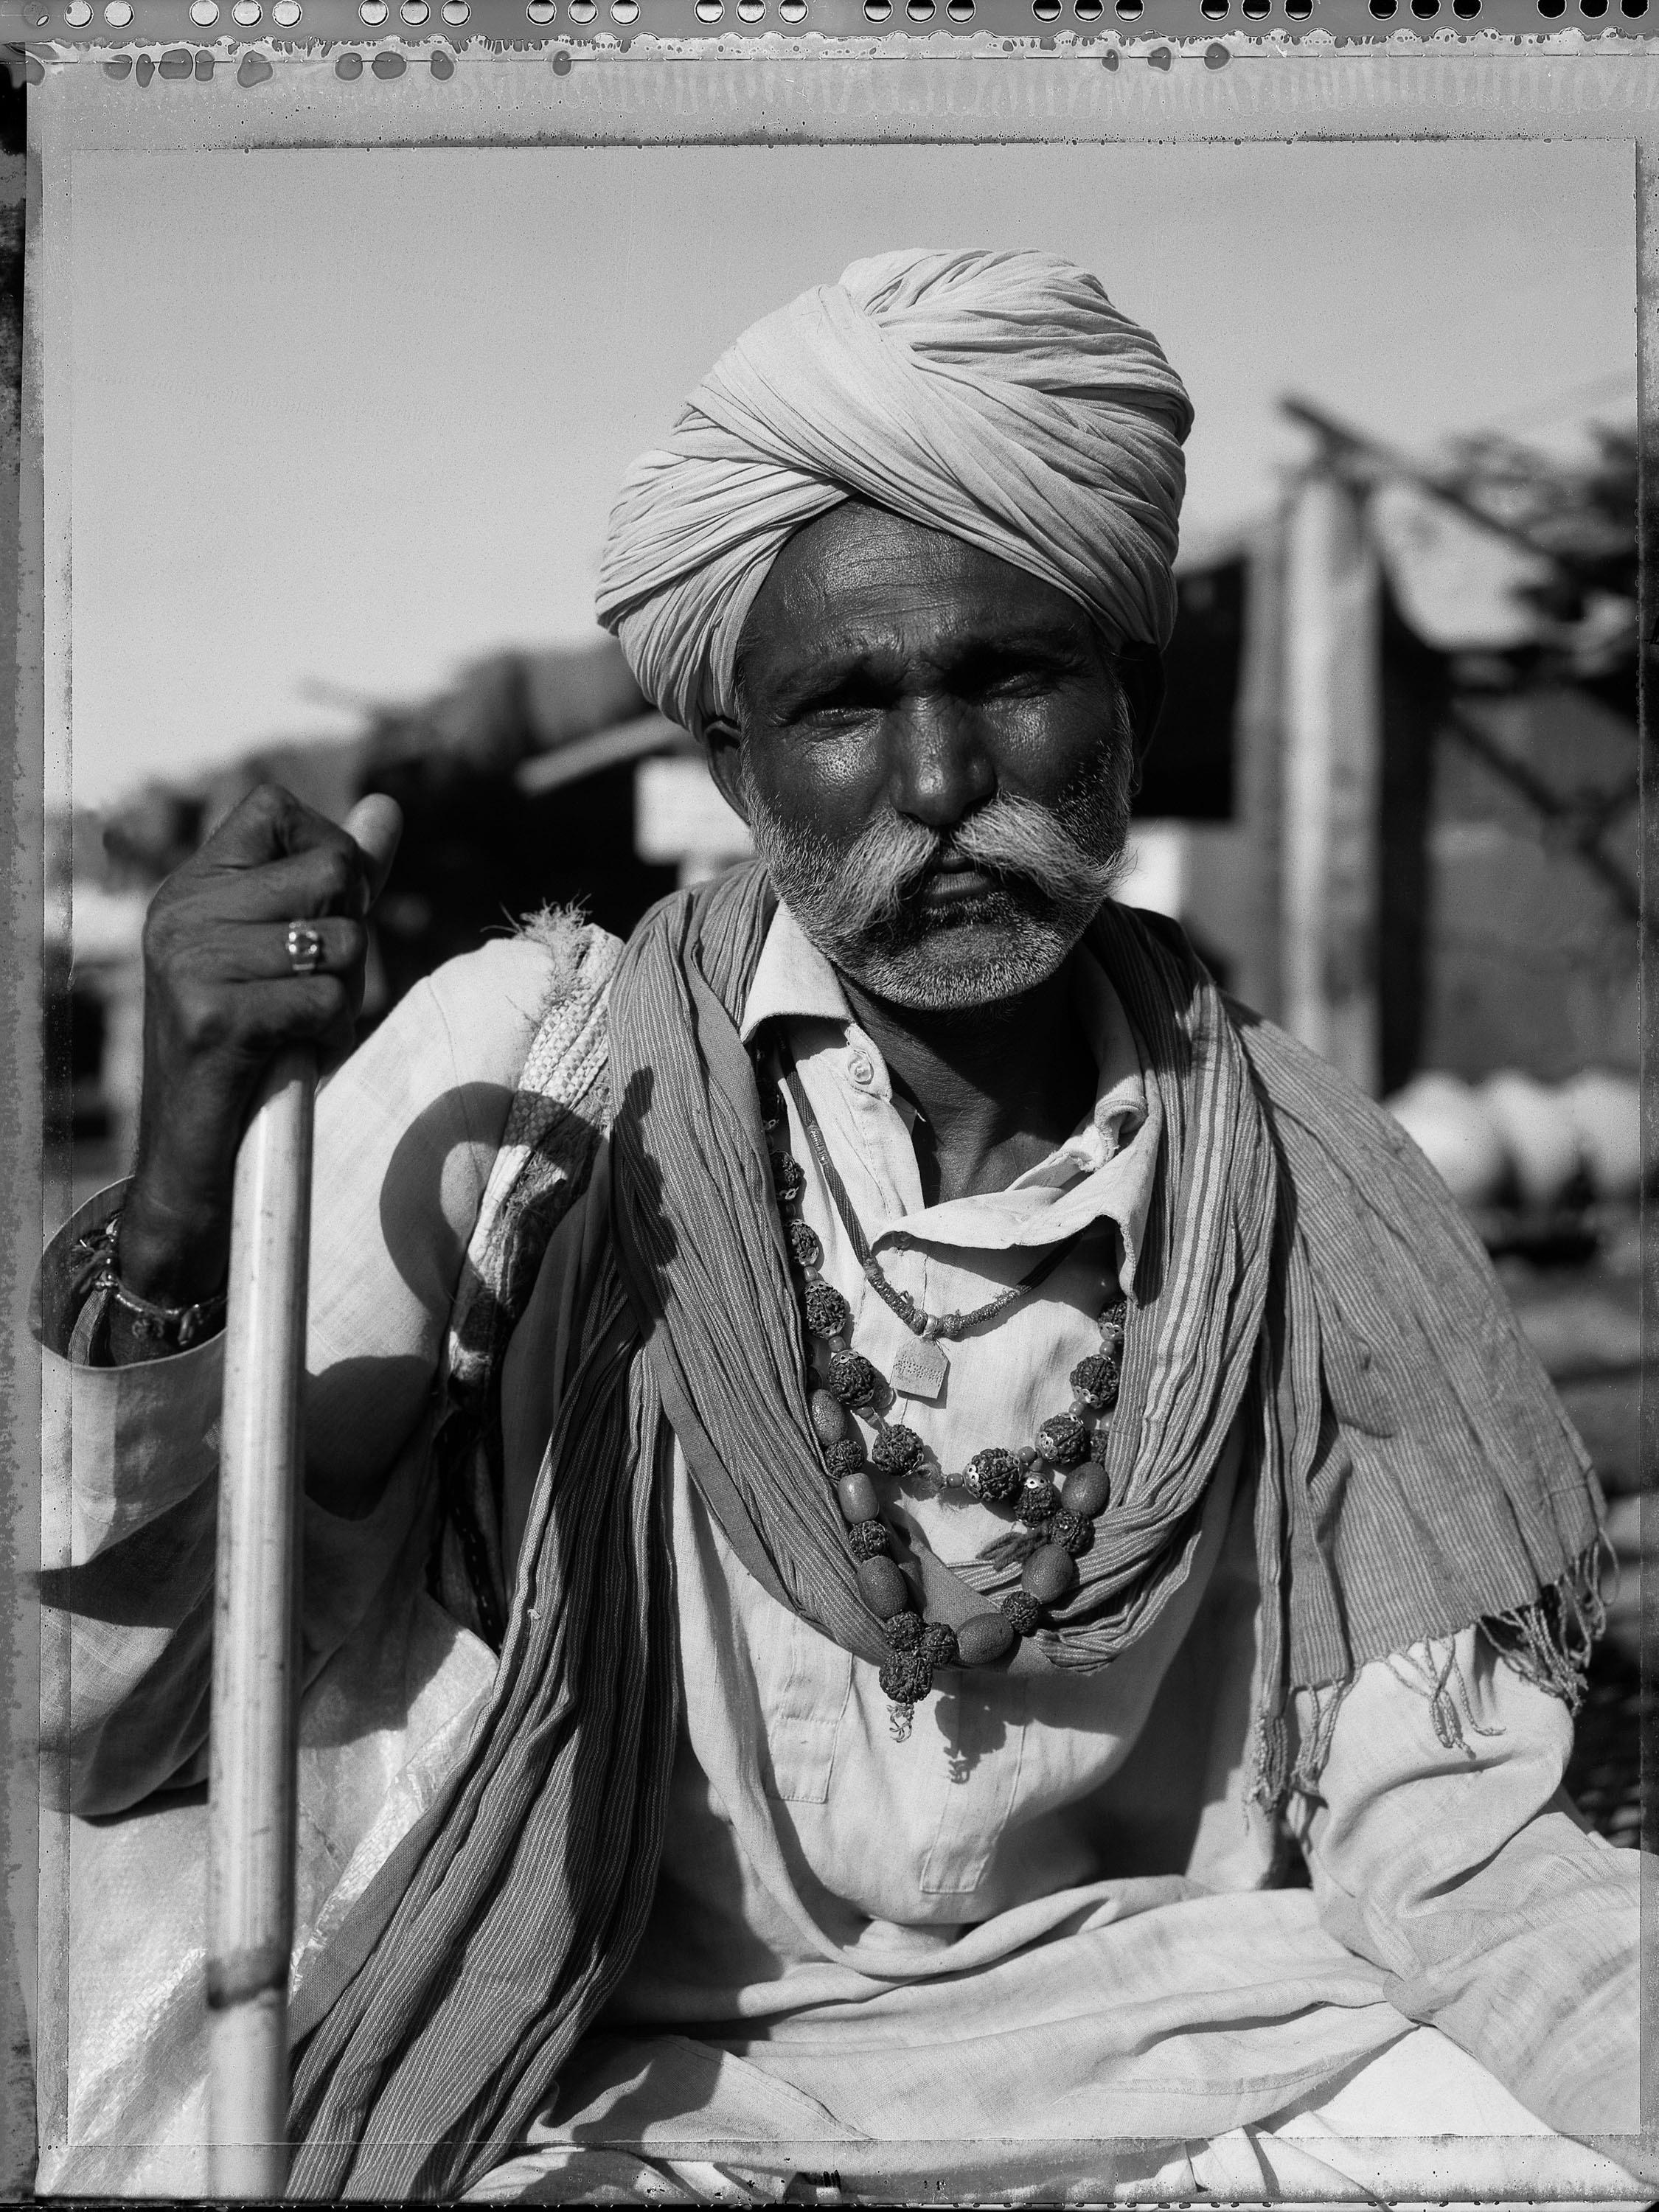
[595,247,1193,734]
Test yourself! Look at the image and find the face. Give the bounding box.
[709,501,1150,1012]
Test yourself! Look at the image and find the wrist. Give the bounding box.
[116,1176,232,1307]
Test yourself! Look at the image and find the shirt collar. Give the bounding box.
[740,897,852,1040]
[739,900,1159,1294]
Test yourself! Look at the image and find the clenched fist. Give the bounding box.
[115,783,403,1314]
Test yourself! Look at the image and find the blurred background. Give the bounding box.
[45,136,1642,1841]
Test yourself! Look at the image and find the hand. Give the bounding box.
[116,785,403,1311]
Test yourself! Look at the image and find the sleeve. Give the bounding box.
[1293,1625,1642,2146]
[36,932,560,1815]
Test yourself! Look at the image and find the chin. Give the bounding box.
[841,913,1083,1013]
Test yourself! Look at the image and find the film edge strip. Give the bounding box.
[3,0,1656,45]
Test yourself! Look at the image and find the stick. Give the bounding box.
[207,1045,316,2199]
[203,794,401,2197]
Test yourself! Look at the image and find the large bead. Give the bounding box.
[1036,1413,1089,1470]
[787,1219,824,1270]
[878,1649,933,1705]
[848,1518,891,1562]
[1069,1350,1121,1412]
[1021,1543,1077,1605]
[1000,1590,1042,1635]
[1060,1462,1111,1518]
[810,1388,849,1448]
[964,1447,1022,1504]
[1051,1506,1093,1559]
[770,1150,806,1203]
[837,1472,880,1523]
[858,1555,911,1618]
[1018,1476,1057,1526]
[872,1424,923,1477]
[956,1611,1017,1666]
[829,1349,881,1408]
[824,1438,866,1480]
[804,1279,852,1340]
[919,1621,959,1670]
[886,1608,925,1652]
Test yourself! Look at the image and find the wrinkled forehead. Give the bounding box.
[731,499,1114,706]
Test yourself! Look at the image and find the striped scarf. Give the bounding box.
[286,864,1603,2198]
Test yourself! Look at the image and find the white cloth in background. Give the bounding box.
[35,919,1647,2201]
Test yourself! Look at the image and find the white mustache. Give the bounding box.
[768,790,1128,953]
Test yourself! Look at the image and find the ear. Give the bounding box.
[1118,644,1166,762]
[703,714,751,825]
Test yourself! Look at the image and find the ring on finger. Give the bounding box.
[285,920,325,977]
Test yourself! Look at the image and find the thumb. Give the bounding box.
[344,794,404,905]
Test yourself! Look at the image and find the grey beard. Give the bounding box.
[742,740,1135,1012]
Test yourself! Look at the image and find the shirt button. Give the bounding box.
[849,1054,874,1088]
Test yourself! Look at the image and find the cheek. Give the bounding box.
[744,729,888,841]
[981,695,1114,800]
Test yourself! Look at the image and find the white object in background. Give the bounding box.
[69,882,148,967]
[1559,1070,1643,1203]
[1478,1071,1582,1213]
[1283,472,1383,1096]
[635,754,754,888]
[1121,822,1189,922]
[1384,1072,1507,1210]
[515,712,681,798]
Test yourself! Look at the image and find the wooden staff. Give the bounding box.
[207,1042,313,2199]
[206,797,401,2198]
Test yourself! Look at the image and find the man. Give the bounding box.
[36,248,1646,2204]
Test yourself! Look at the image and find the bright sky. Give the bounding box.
[66,136,1632,807]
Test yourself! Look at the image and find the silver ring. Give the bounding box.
[285,921,324,977]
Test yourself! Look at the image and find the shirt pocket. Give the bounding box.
[758,1609,852,1805]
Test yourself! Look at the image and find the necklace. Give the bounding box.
[776,1040,1086,1402]
[755,1048,1128,1739]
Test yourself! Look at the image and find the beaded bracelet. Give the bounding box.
[73,1209,228,1352]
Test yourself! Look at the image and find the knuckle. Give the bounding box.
[173,989,230,1055]
[311,847,354,908]
[248,779,293,821]
[307,975,349,1027]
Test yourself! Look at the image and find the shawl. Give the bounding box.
[285,865,1603,2198]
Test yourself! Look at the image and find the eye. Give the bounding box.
[960,650,1057,700]
[787,675,894,731]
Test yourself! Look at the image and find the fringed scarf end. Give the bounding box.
[1248,1708,1291,1814]
[1484,1538,1610,1717]
[1291,1677,1353,1793]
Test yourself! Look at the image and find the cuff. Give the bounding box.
[41,1182,226,1559]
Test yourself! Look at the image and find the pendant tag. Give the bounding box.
[891,1334,948,1402]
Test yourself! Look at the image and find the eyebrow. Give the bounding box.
[762,619,1097,719]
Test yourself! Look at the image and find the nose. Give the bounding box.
[883,693,995,834]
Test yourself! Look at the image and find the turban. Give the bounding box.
[595,247,1193,735]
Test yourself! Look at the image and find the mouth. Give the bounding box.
[911,855,1003,910]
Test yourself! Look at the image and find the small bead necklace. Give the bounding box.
[756,1048,1127,1739]
[776,1038,1086,1402]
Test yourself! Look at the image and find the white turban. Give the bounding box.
[595,246,1192,737]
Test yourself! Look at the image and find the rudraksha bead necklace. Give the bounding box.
[756,1048,1127,1741]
